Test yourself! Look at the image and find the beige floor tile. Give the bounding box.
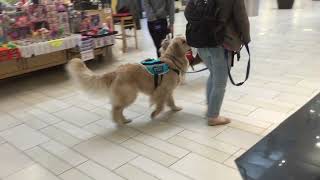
[25,146,72,175]
[62,97,97,111]
[60,169,92,180]
[54,122,94,140]
[273,93,311,106]
[176,100,207,117]
[122,139,178,166]
[222,111,272,129]
[0,124,49,151]
[168,135,229,163]
[178,130,239,154]
[54,107,102,127]
[77,160,125,180]
[171,153,242,180]
[27,108,62,125]
[15,92,51,105]
[222,101,257,116]
[0,143,34,178]
[297,79,320,89]
[130,156,191,180]
[84,120,140,144]
[237,96,294,113]
[134,134,189,158]
[260,123,281,136]
[167,112,227,137]
[4,164,59,180]
[0,113,22,132]
[41,141,87,166]
[234,149,247,157]
[216,128,262,149]
[115,164,159,180]
[0,98,30,112]
[248,108,287,123]
[130,116,184,140]
[78,96,109,107]
[34,99,71,113]
[224,90,246,101]
[264,82,315,96]
[229,86,280,99]
[8,110,48,130]
[227,120,266,135]
[40,126,82,147]
[74,137,137,170]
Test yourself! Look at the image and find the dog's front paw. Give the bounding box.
[171,106,183,111]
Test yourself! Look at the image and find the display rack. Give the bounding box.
[0,3,116,80]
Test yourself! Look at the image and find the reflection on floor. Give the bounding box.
[0,0,320,180]
[236,93,320,180]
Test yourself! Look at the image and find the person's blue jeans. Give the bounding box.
[198,47,228,118]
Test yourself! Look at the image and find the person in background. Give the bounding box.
[143,0,175,57]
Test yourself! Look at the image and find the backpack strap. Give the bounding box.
[225,44,251,86]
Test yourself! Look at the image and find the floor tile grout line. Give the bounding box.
[120,138,180,162]
[175,130,240,155]
[114,159,161,180]
[69,132,188,178]
[70,139,138,180]
[129,155,195,180]
[0,141,37,180]
[132,134,190,159]
[22,144,75,176]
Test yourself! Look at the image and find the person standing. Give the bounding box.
[143,0,175,57]
[185,0,251,126]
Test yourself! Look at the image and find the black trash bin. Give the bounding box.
[277,0,294,9]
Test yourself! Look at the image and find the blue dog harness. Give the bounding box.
[141,58,180,89]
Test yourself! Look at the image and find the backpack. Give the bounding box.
[184,0,226,48]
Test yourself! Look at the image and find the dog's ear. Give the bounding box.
[160,38,171,56]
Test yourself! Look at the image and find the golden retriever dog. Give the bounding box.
[67,37,190,125]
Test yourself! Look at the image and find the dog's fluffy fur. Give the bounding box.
[67,37,190,125]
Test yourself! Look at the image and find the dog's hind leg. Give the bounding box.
[112,106,129,125]
[167,93,182,111]
[111,87,138,125]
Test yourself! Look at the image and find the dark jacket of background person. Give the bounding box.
[143,0,175,25]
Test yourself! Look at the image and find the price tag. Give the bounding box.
[81,50,94,61]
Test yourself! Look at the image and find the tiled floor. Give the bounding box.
[1,0,320,179]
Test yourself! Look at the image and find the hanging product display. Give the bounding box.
[0,0,117,79]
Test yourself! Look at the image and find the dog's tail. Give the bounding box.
[66,58,116,95]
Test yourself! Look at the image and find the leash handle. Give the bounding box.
[225,44,251,86]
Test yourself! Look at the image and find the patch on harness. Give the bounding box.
[141,58,169,76]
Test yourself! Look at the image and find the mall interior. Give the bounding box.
[0,0,320,180]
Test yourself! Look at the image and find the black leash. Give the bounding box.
[224,44,251,86]
[167,43,251,86]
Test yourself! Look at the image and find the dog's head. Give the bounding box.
[169,36,191,55]
[162,37,191,72]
